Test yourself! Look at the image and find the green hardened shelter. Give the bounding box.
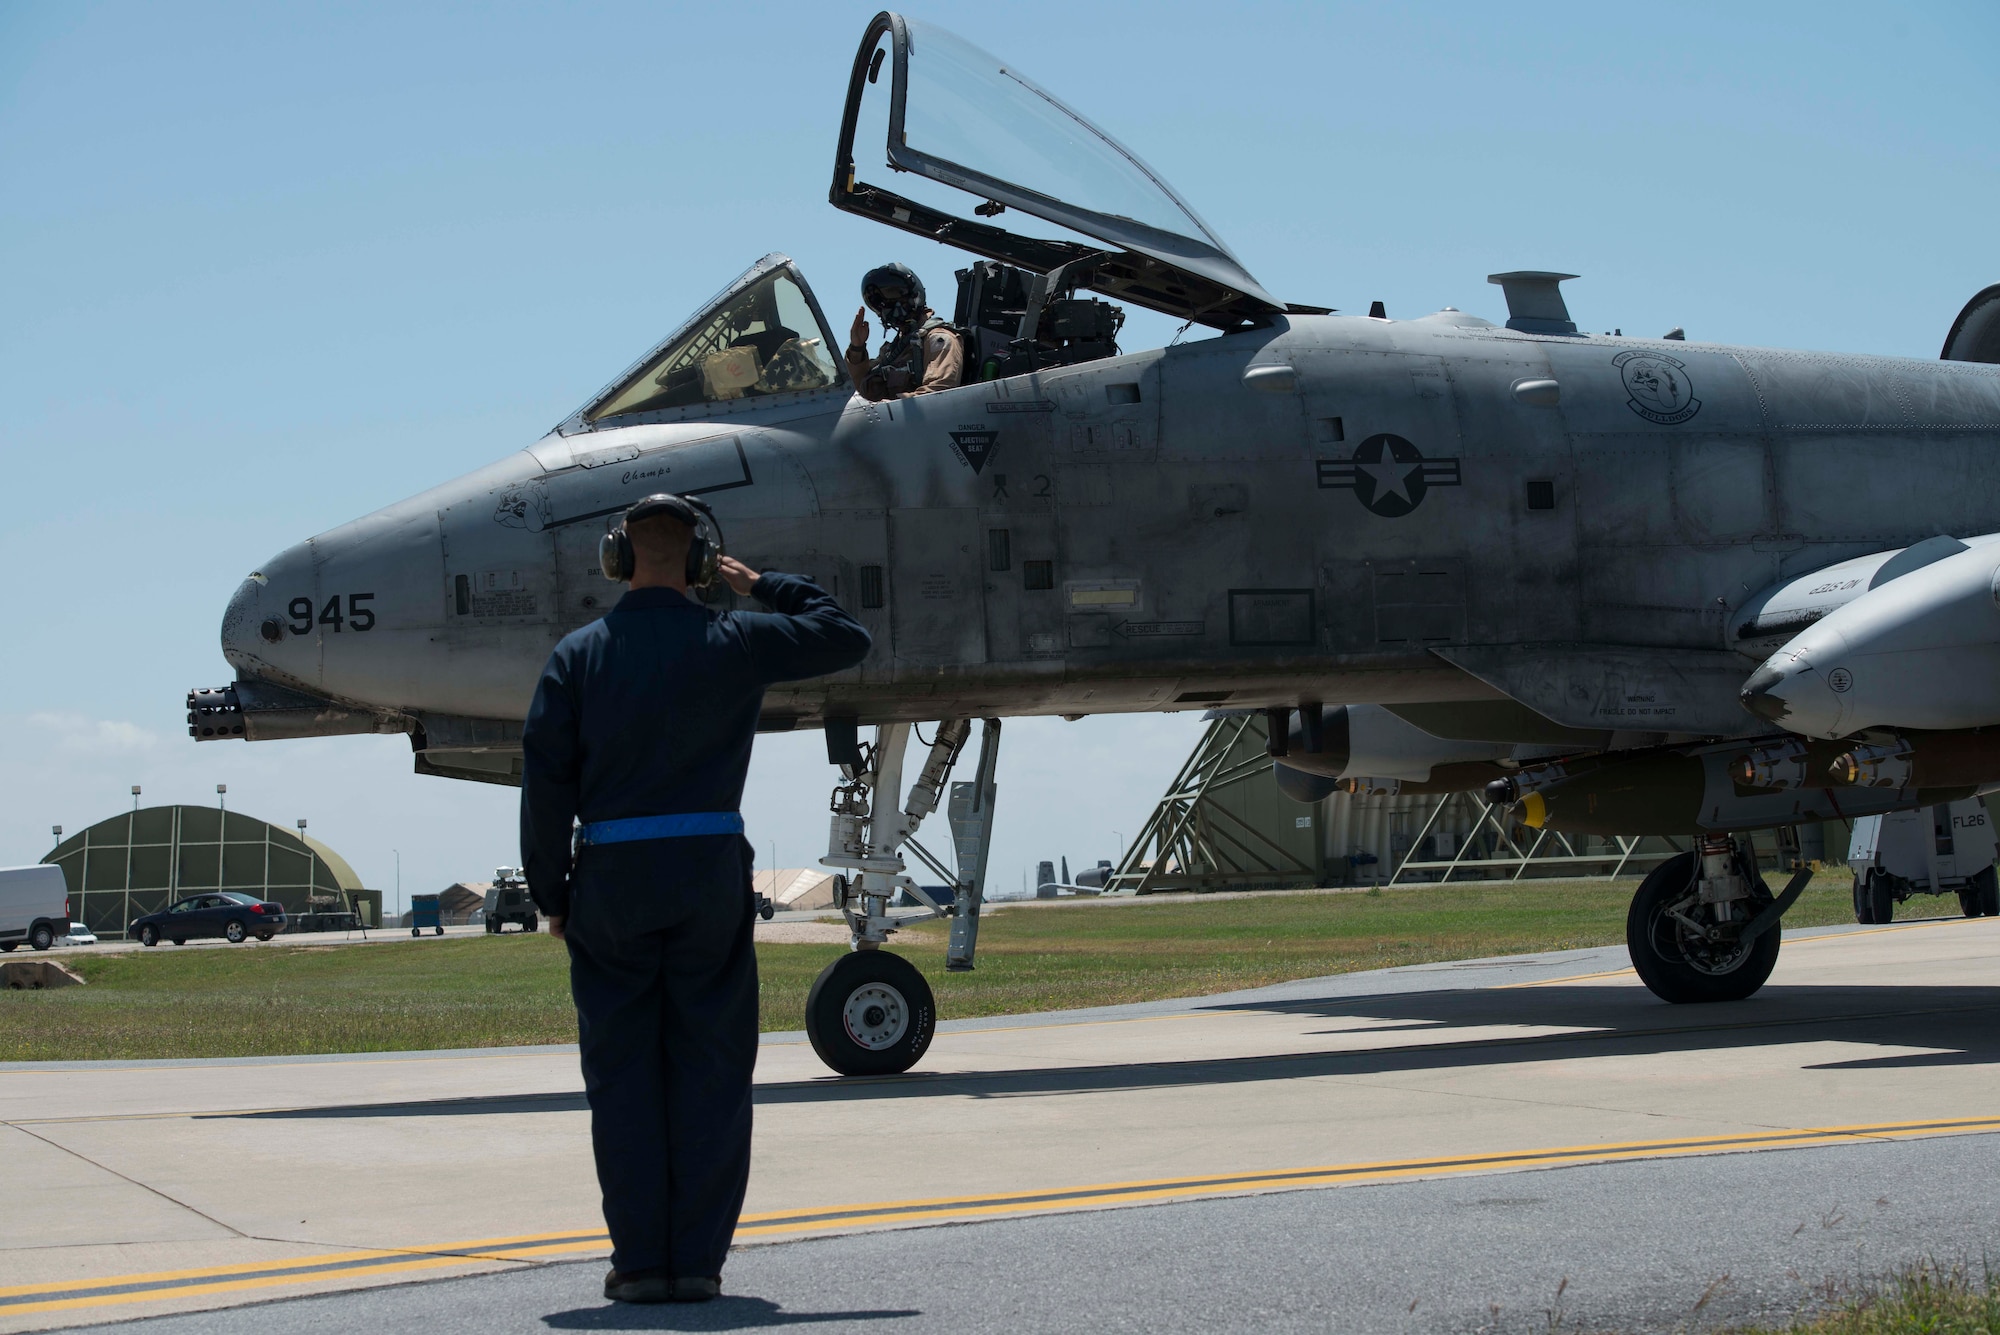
[42,805,380,939]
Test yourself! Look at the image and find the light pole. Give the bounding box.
[131,785,141,813]
[51,825,61,843]
[298,819,313,910]
[215,785,229,889]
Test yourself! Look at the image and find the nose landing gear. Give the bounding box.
[804,718,1001,1076]
[1627,832,1811,1004]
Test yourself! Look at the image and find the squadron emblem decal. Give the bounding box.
[1316,433,1461,518]
[948,426,1000,475]
[1614,350,1702,425]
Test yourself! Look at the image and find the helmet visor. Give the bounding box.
[862,268,923,321]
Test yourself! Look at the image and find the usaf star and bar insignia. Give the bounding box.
[1316,433,1462,518]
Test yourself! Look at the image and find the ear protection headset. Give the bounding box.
[598,493,724,588]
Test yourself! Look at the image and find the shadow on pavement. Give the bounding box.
[214,978,2000,1121]
[542,1296,919,1329]
[209,1091,589,1119]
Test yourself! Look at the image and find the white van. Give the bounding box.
[0,866,72,953]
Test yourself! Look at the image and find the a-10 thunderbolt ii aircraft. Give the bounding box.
[188,12,2000,1075]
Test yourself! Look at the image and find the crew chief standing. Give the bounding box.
[520,494,871,1304]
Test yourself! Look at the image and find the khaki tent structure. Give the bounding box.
[754,868,838,912]
[43,805,380,939]
[439,883,489,916]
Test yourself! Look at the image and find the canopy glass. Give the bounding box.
[898,19,1225,250]
[834,13,1283,325]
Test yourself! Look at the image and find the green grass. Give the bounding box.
[0,873,1873,1061]
[1727,1260,2000,1334]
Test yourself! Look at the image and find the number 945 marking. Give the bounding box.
[288,594,376,635]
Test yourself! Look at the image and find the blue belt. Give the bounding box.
[575,811,743,848]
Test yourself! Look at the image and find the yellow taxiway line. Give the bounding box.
[7,1113,2000,1318]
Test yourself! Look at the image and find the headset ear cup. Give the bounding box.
[599,529,633,582]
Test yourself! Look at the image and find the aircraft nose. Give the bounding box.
[219,574,272,670]
[218,543,316,680]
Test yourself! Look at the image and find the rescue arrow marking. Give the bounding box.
[1114,620,1204,638]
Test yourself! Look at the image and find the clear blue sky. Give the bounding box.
[3,1,1996,906]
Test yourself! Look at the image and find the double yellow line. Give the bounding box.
[8,1114,2000,1319]
[0,1230,610,1318]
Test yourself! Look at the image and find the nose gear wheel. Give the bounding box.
[806,950,935,1076]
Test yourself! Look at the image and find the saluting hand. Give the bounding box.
[849,307,870,351]
[718,555,761,597]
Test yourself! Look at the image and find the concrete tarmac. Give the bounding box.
[3,915,1997,1331]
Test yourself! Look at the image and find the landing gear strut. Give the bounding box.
[1626,832,1809,1004]
[805,718,1001,1076]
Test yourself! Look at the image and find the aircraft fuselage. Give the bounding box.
[214,309,2000,777]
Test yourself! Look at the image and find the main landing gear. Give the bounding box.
[805,718,1002,1076]
[1626,832,1811,1004]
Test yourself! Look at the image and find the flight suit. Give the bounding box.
[846,313,964,402]
[519,574,870,1281]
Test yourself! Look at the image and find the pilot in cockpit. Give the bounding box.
[845,263,964,402]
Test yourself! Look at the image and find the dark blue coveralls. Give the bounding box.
[519,574,870,1279]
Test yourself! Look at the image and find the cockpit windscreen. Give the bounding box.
[897,19,1227,254]
[586,267,843,424]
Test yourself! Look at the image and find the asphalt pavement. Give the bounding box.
[87,1132,2000,1334]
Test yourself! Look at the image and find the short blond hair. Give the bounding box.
[627,511,693,569]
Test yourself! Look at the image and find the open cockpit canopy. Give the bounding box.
[834,12,1286,329]
[563,254,848,433]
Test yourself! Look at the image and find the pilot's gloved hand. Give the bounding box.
[849,307,871,354]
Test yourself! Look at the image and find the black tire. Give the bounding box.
[1974,866,1999,918]
[255,932,274,941]
[224,920,248,944]
[1865,871,1895,924]
[28,924,55,951]
[1959,886,1983,918]
[805,951,936,1076]
[1852,874,1873,924]
[411,927,420,938]
[0,942,15,952]
[485,920,498,934]
[171,937,186,946]
[523,916,537,934]
[434,926,444,936]
[139,925,159,947]
[1627,851,1781,1004]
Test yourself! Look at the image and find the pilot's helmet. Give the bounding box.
[862,263,926,328]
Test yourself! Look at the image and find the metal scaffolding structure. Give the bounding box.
[1385,791,1689,884]
[1102,713,1319,895]
[1101,717,1717,896]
